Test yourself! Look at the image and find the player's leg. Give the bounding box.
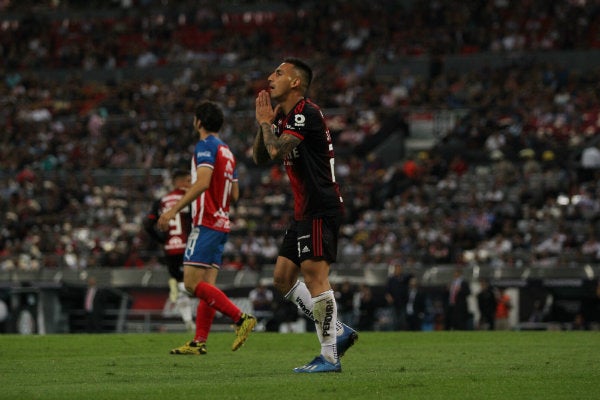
[284,278,357,357]
[166,254,194,330]
[275,222,321,324]
[278,217,357,367]
[303,259,339,356]
[187,228,255,350]
[193,267,217,347]
[293,258,341,373]
[170,266,211,355]
[171,227,255,354]
[292,216,344,373]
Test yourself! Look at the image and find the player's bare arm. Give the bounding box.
[255,90,300,160]
[261,124,301,160]
[252,125,270,165]
[157,167,211,231]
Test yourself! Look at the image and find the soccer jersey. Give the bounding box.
[275,98,343,220]
[191,135,237,232]
[145,188,191,256]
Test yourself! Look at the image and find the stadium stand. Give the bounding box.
[1,0,600,333]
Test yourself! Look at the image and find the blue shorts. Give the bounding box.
[184,226,228,269]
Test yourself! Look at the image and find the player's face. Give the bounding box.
[182,175,191,189]
[268,63,299,101]
[175,175,191,189]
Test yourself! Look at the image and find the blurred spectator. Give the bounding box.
[580,143,600,182]
[384,263,410,330]
[445,268,472,330]
[495,287,513,330]
[581,144,600,169]
[84,276,104,333]
[405,277,427,331]
[357,284,377,331]
[123,248,145,269]
[476,278,497,330]
[578,279,600,330]
[248,282,274,330]
[335,280,357,326]
[579,234,600,263]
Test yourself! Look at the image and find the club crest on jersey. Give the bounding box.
[294,114,306,127]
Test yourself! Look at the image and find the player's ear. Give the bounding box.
[290,76,301,89]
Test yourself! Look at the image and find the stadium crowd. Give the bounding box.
[1,0,600,276]
[2,0,599,71]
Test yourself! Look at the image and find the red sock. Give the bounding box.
[194,300,216,343]
[194,282,242,323]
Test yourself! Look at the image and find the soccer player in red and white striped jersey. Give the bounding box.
[158,101,256,355]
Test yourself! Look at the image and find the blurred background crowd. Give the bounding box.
[1,0,600,280]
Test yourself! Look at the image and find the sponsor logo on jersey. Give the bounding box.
[294,114,306,127]
[197,150,211,158]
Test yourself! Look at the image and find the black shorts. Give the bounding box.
[279,214,341,266]
[165,253,184,281]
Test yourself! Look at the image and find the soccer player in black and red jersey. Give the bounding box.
[144,169,195,331]
[253,58,358,373]
[158,100,256,355]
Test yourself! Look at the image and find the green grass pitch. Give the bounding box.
[0,331,598,400]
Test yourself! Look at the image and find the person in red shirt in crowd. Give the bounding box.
[495,287,512,330]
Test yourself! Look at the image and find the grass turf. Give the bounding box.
[0,331,598,400]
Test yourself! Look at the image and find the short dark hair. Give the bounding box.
[195,101,224,132]
[171,169,189,180]
[283,57,313,91]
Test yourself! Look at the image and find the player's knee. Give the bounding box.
[183,277,198,295]
[273,275,293,295]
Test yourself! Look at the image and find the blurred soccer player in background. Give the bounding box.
[144,169,195,331]
[253,58,358,373]
[158,100,256,355]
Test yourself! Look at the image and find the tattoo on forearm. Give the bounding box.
[261,122,300,160]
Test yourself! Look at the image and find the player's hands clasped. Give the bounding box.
[255,90,279,125]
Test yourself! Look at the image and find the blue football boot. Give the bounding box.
[337,323,358,357]
[293,355,342,373]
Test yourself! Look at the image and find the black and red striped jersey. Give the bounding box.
[275,98,344,220]
[144,187,191,256]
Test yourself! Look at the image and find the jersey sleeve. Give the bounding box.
[195,141,216,169]
[282,102,322,142]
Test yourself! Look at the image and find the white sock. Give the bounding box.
[178,281,193,296]
[177,293,193,324]
[285,280,344,336]
[312,290,338,363]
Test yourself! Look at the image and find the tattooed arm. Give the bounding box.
[254,89,301,162]
[260,122,301,161]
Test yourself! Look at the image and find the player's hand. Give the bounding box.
[255,90,280,125]
[157,209,175,231]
